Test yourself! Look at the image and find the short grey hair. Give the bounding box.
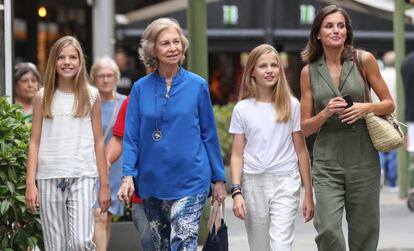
[138,18,189,69]
[14,62,42,86]
[90,56,121,85]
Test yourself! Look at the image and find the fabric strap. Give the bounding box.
[103,97,121,140]
[207,200,225,233]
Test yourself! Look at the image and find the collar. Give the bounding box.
[152,66,186,86]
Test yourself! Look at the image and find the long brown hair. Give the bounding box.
[301,5,354,64]
[239,44,292,123]
[43,36,91,118]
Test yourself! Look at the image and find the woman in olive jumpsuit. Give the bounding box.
[299,5,395,251]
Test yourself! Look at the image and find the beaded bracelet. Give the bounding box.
[231,191,242,199]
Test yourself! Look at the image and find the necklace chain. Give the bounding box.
[154,82,171,141]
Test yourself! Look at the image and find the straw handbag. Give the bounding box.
[354,50,405,152]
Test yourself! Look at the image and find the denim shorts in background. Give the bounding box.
[143,192,208,251]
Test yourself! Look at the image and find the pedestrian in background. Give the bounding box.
[401,51,414,178]
[14,62,42,115]
[229,44,314,251]
[117,18,226,251]
[372,51,398,188]
[25,36,111,251]
[300,5,394,251]
[105,95,155,251]
[114,48,141,95]
[90,56,126,251]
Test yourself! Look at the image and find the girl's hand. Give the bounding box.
[302,194,314,223]
[213,181,227,204]
[25,183,39,214]
[232,194,247,220]
[339,102,371,124]
[98,184,111,213]
[117,176,135,204]
[324,97,347,117]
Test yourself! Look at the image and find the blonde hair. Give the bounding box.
[138,18,189,69]
[239,44,292,122]
[90,56,121,86]
[43,36,91,118]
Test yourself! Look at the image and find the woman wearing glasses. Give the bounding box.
[90,57,126,251]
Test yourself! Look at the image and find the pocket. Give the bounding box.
[280,171,301,196]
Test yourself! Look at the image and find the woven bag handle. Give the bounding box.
[353,50,372,103]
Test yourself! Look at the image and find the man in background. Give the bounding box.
[114,48,142,95]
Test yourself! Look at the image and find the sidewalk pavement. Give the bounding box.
[204,187,414,251]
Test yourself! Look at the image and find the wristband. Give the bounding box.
[231,191,242,199]
[231,184,241,194]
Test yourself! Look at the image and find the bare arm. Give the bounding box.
[340,51,395,124]
[292,131,314,223]
[300,65,346,136]
[363,51,395,114]
[91,95,111,212]
[106,135,123,165]
[230,134,246,220]
[25,92,43,213]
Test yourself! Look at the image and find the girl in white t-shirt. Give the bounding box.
[25,36,111,251]
[229,44,314,251]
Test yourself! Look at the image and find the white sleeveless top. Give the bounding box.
[36,86,99,179]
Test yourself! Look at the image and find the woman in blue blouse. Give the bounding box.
[117,18,227,251]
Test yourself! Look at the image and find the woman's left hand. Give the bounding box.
[339,102,371,124]
[213,181,227,204]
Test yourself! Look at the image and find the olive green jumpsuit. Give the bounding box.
[309,54,380,251]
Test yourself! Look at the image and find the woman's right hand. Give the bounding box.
[117,176,135,203]
[232,194,247,220]
[25,183,39,214]
[323,96,347,117]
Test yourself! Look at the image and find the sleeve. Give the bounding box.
[122,86,140,178]
[88,85,99,105]
[112,96,129,137]
[228,103,244,134]
[292,98,301,132]
[197,81,226,182]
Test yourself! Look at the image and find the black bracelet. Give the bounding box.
[231,184,241,194]
[231,191,242,199]
[231,187,241,194]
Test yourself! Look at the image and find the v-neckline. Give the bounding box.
[316,55,354,96]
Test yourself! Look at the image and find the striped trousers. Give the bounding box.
[37,177,97,251]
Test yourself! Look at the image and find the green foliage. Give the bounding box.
[213,103,235,165]
[0,96,43,250]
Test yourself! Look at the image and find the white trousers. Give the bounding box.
[38,177,97,251]
[243,171,301,251]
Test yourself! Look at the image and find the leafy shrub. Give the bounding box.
[213,103,235,165]
[0,96,43,250]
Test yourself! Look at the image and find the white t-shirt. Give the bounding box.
[229,97,301,175]
[407,122,414,153]
[37,86,99,179]
[372,67,397,110]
